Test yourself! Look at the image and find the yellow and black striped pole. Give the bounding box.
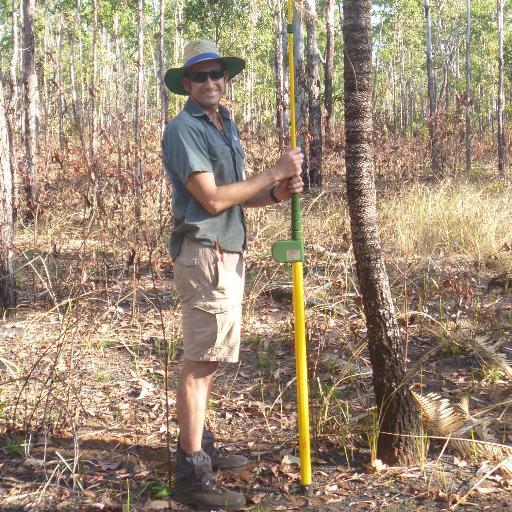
[271,0,312,495]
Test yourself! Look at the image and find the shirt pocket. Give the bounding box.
[208,142,231,163]
[207,142,234,185]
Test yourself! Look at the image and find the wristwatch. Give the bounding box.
[270,185,282,203]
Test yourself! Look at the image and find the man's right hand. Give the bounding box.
[270,147,304,181]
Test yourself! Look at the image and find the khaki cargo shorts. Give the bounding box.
[173,238,244,362]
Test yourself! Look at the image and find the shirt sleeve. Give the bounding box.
[163,121,213,184]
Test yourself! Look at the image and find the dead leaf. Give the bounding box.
[325,497,347,504]
[454,456,468,468]
[249,493,265,504]
[363,459,387,474]
[281,454,300,465]
[98,459,121,471]
[144,499,171,510]
[475,486,500,494]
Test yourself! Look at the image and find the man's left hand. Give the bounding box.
[274,174,304,202]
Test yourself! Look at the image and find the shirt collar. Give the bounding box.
[185,98,231,120]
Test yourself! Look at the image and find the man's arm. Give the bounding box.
[243,174,304,207]
[185,148,303,215]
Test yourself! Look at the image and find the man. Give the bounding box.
[162,40,303,510]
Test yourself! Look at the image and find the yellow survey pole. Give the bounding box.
[272,0,311,494]
[287,0,312,494]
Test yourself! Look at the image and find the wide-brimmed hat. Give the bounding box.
[164,40,245,95]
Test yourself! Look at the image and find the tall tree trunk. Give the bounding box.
[293,2,309,187]
[55,23,65,151]
[275,2,285,151]
[424,0,442,175]
[281,11,289,140]
[91,0,100,208]
[0,80,16,311]
[399,30,407,135]
[10,0,19,101]
[465,0,472,172]
[22,0,40,219]
[497,0,505,176]
[134,0,144,222]
[343,0,420,466]
[324,0,334,145]
[8,0,20,217]
[305,0,322,187]
[159,0,168,133]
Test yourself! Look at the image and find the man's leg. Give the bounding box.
[176,358,217,452]
[173,359,245,511]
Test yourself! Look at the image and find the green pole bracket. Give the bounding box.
[287,23,294,33]
[272,239,304,263]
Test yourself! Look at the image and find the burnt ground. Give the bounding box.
[0,247,511,512]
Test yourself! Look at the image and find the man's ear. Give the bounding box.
[181,76,191,93]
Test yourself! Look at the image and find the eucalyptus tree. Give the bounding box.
[325,0,334,144]
[9,0,19,112]
[22,0,40,218]
[343,0,421,465]
[159,0,168,132]
[134,0,144,222]
[497,0,505,176]
[91,0,100,207]
[0,79,15,311]
[305,0,322,186]
[465,0,472,172]
[424,0,442,174]
[274,1,286,150]
[293,2,309,186]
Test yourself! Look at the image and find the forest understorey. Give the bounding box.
[1,181,511,511]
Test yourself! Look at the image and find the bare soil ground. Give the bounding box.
[1,243,511,511]
[1,142,511,511]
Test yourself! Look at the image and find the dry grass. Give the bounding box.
[1,135,512,510]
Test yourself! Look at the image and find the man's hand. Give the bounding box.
[273,174,304,202]
[270,147,304,182]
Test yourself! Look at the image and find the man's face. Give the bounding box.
[182,60,227,111]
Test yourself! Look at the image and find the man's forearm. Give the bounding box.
[186,170,277,215]
[185,148,303,215]
[243,186,276,208]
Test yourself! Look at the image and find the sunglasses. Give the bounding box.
[186,69,225,83]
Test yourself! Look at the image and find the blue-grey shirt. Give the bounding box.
[162,98,246,259]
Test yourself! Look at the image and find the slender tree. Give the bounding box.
[293,2,309,186]
[274,2,286,151]
[343,0,421,465]
[22,0,40,218]
[305,0,322,186]
[497,0,505,176]
[134,0,144,222]
[159,0,168,133]
[10,0,19,108]
[465,0,472,172]
[91,0,101,208]
[324,0,334,145]
[0,80,16,311]
[8,0,20,215]
[424,0,442,174]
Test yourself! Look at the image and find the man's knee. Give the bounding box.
[182,358,218,379]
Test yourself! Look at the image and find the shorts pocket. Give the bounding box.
[193,300,232,314]
[189,300,240,361]
[173,260,199,302]
[215,256,230,292]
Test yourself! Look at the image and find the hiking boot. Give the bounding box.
[173,478,246,511]
[173,448,246,511]
[202,430,249,470]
